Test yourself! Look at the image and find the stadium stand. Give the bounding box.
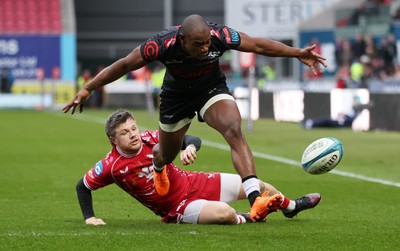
[0,0,62,34]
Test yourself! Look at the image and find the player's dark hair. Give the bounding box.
[105,109,135,138]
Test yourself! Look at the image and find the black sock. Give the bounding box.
[152,160,164,172]
[248,190,260,206]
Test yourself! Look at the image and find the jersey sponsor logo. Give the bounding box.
[207,51,220,59]
[119,166,129,174]
[143,40,159,61]
[94,161,103,176]
[171,64,215,79]
[165,59,183,64]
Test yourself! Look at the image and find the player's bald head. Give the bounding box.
[181,14,209,38]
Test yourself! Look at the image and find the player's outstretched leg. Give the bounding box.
[283,193,321,218]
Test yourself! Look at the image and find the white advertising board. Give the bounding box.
[225,0,340,40]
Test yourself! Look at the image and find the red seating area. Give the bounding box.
[0,0,62,34]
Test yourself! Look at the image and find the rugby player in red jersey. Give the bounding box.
[66,14,326,222]
[76,109,321,225]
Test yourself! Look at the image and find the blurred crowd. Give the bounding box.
[303,0,400,89]
[334,33,398,89]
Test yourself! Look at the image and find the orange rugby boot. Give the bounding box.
[250,190,284,222]
[153,167,170,196]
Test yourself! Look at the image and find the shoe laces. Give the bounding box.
[295,195,311,210]
[259,190,283,212]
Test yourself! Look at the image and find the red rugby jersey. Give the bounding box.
[83,130,191,217]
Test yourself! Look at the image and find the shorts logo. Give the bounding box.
[94,161,103,176]
[143,40,159,61]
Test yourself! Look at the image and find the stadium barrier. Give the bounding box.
[102,78,400,132]
[258,85,400,132]
[104,80,151,109]
[4,78,397,132]
[0,80,75,110]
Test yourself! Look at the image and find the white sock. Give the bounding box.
[283,200,296,212]
[236,214,246,224]
[242,178,260,197]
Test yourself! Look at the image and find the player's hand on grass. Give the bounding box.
[62,87,91,114]
[298,44,327,75]
[180,145,197,166]
[85,217,106,225]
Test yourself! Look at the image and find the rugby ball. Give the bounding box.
[301,137,343,175]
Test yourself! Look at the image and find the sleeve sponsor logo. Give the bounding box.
[143,40,159,61]
[94,161,103,176]
[88,170,95,179]
[228,28,239,43]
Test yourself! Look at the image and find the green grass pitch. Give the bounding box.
[1,109,399,250]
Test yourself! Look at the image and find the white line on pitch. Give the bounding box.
[1,231,200,237]
[202,140,400,188]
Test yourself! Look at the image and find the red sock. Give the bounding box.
[280,196,290,209]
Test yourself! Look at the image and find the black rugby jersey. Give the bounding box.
[140,22,241,91]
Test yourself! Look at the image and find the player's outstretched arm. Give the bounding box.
[237,31,327,75]
[62,47,148,114]
[76,178,106,225]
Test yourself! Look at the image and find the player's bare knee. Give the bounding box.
[216,204,236,224]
